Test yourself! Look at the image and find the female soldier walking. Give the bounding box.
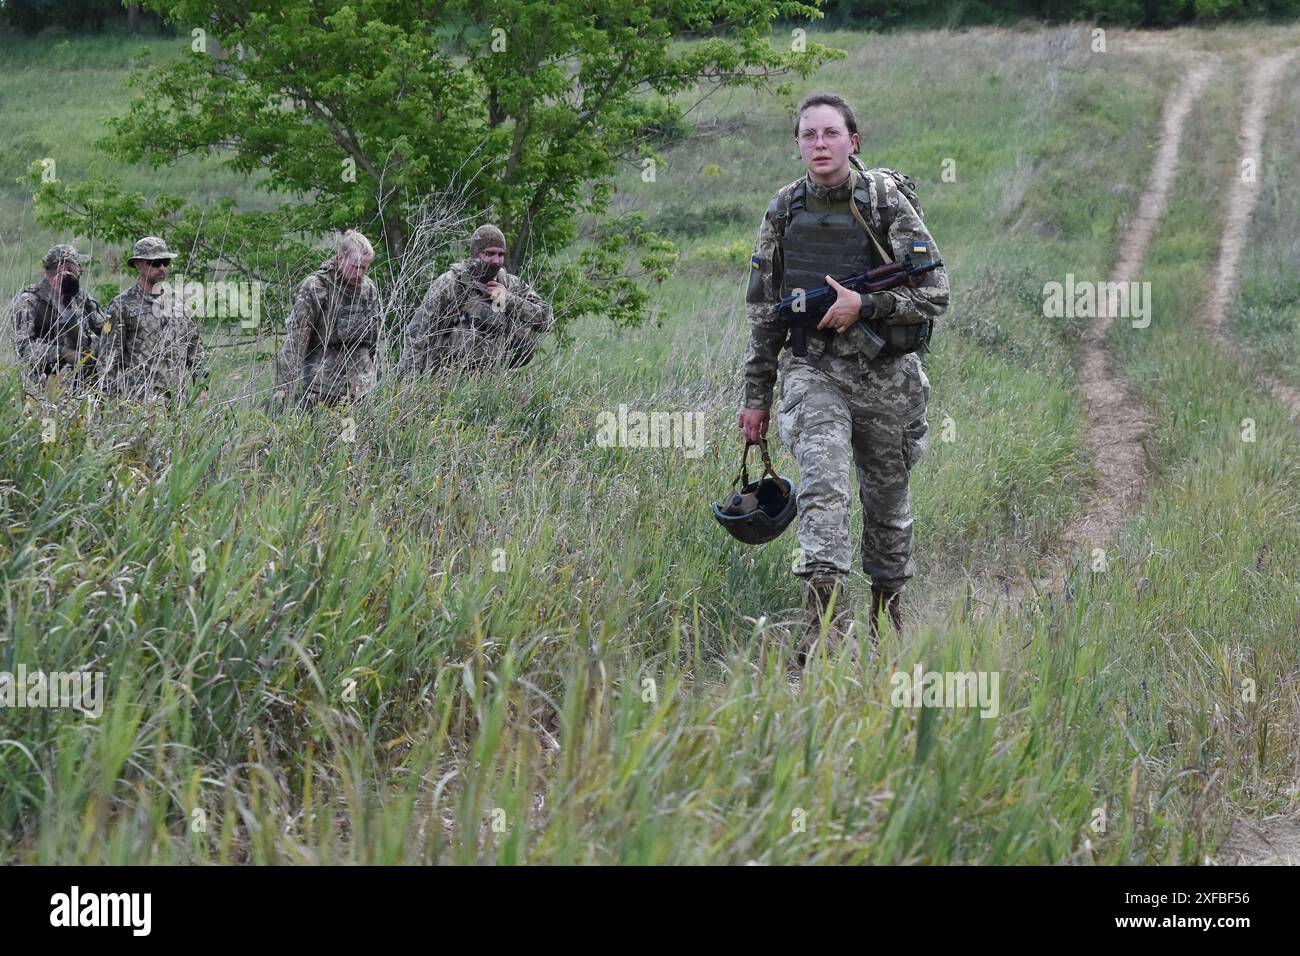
[738,92,950,657]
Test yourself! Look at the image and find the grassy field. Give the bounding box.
[1105,41,1300,830]
[1,25,1298,863]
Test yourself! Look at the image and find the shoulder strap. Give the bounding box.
[788,178,806,216]
[849,168,894,264]
[868,170,896,235]
[768,178,805,243]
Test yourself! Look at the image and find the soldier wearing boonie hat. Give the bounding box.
[6,242,106,393]
[97,236,208,403]
[125,236,178,267]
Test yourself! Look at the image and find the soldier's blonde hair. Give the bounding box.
[338,229,375,264]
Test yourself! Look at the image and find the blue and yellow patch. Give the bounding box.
[911,241,928,255]
[751,256,762,270]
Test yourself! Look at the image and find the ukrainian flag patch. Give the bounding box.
[751,256,761,270]
[912,241,928,255]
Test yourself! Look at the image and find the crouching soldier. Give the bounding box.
[98,237,209,404]
[399,224,553,376]
[7,243,106,395]
[274,230,381,408]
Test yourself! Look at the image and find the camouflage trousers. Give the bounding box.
[775,344,930,592]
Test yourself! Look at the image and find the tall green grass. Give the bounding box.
[1064,49,1300,844]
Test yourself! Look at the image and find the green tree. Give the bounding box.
[30,1,838,329]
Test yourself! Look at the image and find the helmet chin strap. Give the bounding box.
[711,437,799,544]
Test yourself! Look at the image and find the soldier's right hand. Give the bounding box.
[738,408,770,444]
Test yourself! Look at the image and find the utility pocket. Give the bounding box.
[789,329,828,364]
[901,412,929,470]
[745,259,766,304]
[900,364,930,470]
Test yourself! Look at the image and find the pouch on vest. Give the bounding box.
[843,322,886,360]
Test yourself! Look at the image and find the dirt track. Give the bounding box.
[1000,57,1216,611]
[1201,50,1300,422]
[1069,58,1217,553]
[1210,49,1300,865]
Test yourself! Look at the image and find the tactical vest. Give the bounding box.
[780,191,875,301]
[23,281,102,368]
[774,163,931,358]
[319,274,376,347]
[25,282,80,342]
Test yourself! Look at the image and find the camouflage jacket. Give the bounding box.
[742,166,950,410]
[274,260,380,406]
[98,283,208,402]
[399,261,554,375]
[7,278,106,388]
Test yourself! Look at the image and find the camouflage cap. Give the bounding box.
[126,236,178,266]
[470,224,506,256]
[43,243,91,269]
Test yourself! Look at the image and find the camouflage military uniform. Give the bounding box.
[98,284,208,402]
[274,259,380,407]
[7,278,106,392]
[399,261,553,375]
[744,160,949,594]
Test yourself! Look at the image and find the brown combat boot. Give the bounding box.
[796,575,851,669]
[869,586,903,650]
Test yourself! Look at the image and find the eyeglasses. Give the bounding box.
[147,259,170,267]
[797,128,847,146]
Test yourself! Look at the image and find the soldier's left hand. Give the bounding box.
[818,275,861,333]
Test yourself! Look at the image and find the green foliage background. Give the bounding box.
[5,0,1300,33]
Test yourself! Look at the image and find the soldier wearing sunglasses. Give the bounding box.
[97,237,209,404]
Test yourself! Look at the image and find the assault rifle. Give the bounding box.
[776,254,943,358]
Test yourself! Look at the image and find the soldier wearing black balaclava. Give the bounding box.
[6,243,107,393]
